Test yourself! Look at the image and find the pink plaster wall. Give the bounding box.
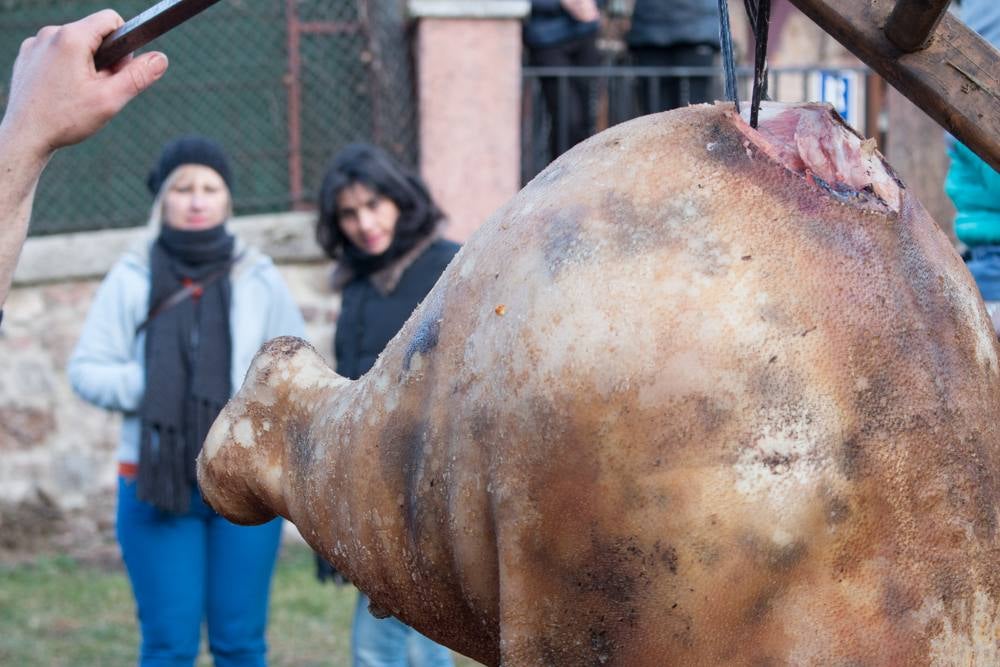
[416,19,523,242]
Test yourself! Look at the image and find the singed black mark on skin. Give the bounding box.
[403,290,445,371]
[761,452,796,472]
[825,495,851,525]
[403,317,440,371]
[695,396,732,434]
[468,405,497,443]
[542,205,594,279]
[840,435,864,480]
[745,586,781,625]
[606,191,660,257]
[401,421,429,544]
[285,409,315,476]
[262,335,310,358]
[767,541,807,572]
[378,415,431,549]
[589,628,613,666]
[742,534,808,573]
[967,439,999,540]
[930,568,964,607]
[656,540,679,574]
[253,336,313,384]
[703,120,752,165]
[882,581,919,620]
[604,190,732,276]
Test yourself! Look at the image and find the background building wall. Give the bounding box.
[0,215,335,558]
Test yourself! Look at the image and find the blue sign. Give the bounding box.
[818,70,857,126]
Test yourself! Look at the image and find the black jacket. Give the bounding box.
[335,238,460,380]
[523,0,606,49]
[626,0,721,49]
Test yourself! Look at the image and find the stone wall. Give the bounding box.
[0,213,336,559]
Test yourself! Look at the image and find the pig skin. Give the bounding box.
[198,102,1000,666]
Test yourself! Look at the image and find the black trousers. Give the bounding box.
[528,33,601,159]
[631,44,720,114]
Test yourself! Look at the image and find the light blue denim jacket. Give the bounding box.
[68,236,306,464]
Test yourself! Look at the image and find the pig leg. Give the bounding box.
[198,336,346,526]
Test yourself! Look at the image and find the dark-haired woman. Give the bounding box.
[69,136,305,666]
[315,143,457,667]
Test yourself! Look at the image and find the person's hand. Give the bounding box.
[0,9,168,161]
[560,0,599,23]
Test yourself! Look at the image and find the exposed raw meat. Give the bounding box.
[199,102,1000,666]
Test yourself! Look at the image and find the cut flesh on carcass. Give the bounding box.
[741,102,901,212]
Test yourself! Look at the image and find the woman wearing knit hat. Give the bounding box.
[68,136,305,666]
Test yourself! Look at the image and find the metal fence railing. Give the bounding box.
[522,64,878,183]
[0,0,417,236]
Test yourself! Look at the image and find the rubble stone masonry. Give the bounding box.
[0,213,336,558]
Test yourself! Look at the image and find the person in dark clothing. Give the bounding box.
[627,0,721,113]
[524,0,606,159]
[314,143,459,667]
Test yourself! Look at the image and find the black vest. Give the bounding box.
[335,239,460,379]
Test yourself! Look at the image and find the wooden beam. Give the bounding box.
[786,0,1000,173]
[885,0,951,52]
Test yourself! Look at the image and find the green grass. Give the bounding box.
[0,544,481,666]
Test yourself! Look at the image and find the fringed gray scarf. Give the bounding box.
[138,225,234,513]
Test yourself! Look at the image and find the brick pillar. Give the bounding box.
[408,0,530,242]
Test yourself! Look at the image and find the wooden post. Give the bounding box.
[884,0,951,53]
[786,0,1000,173]
[885,88,956,240]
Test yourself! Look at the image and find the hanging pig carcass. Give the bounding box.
[197,102,1000,666]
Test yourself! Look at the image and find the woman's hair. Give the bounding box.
[316,143,444,269]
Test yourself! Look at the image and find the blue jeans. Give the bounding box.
[352,593,454,667]
[117,476,283,667]
[967,245,1000,301]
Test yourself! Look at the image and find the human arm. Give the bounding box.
[561,0,600,22]
[0,10,169,306]
[67,261,146,412]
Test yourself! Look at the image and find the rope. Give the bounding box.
[748,0,772,128]
[717,0,741,114]
[718,0,772,127]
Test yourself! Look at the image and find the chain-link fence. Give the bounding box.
[0,0,418,236]
[522,61,877,184]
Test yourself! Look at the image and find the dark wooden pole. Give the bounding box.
[884,0,952,53]
[786,0,1000,173]
[94,0,223,70]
